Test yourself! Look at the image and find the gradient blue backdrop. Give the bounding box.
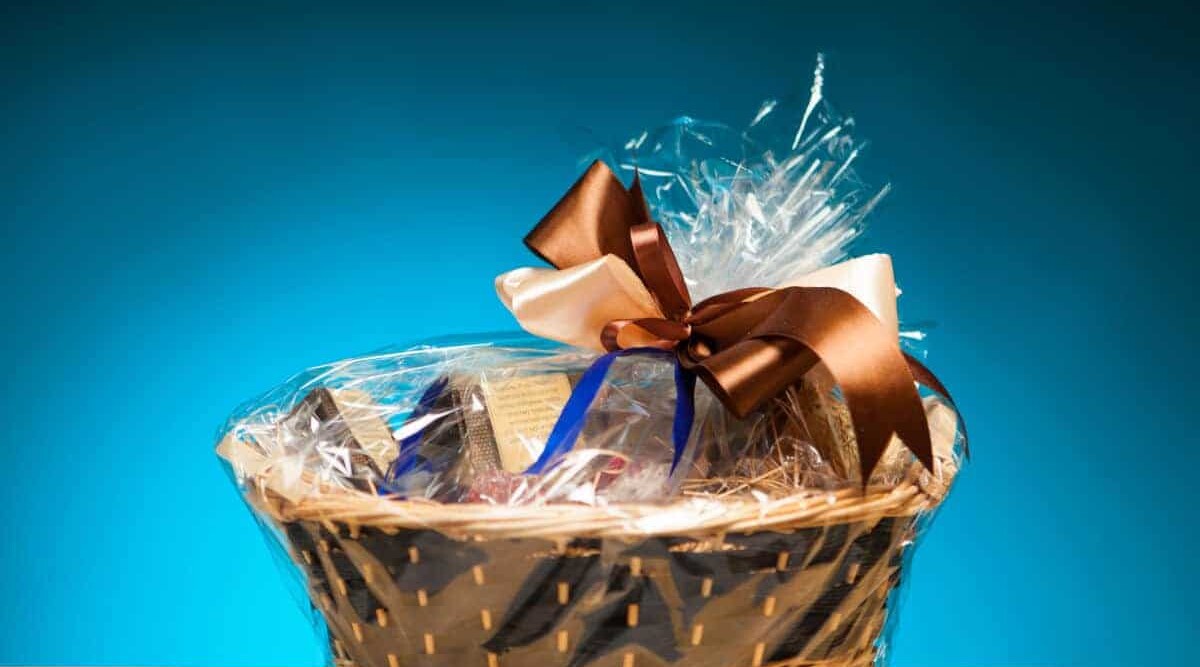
[2,1,1197,665]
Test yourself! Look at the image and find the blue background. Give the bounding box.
[2,1,1197,665]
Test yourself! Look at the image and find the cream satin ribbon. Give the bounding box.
[496,253,900,351]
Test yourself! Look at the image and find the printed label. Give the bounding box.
[480,373,573,472]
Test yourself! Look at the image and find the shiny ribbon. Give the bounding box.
[500,161,964,480]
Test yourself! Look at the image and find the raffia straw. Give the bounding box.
[244,464,941,541]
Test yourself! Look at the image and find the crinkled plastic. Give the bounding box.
[219,332,960,508]
[217,58,965,667]
[591,56,884,303]
[220,333,712,506]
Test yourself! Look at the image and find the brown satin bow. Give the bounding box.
[525,160,962,480]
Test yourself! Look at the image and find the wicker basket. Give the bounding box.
[246,465,947,667]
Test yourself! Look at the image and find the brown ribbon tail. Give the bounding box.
[904,352,969,459]
[523,160,645,270]
[689,287,935,481]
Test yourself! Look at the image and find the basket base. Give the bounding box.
[334,656,874,667]
[290,514,912,667]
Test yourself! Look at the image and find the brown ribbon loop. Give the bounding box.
[629,221,691,319]
[524,162,650,272]
[525,160,962,480]
[692,287,933,475]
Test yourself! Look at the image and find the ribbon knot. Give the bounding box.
[499,161,964,481]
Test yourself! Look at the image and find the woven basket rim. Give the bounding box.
[247,467,947,539]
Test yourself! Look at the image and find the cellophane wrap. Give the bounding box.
[218,330,960,509]
[591,56,882,303]
[218,59,965,667]
[219,333,713,506]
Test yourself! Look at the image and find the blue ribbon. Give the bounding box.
[384,375,450,484]
[524,348,696,475]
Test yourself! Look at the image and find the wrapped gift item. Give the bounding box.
[223,337,704,506]
[283,388,398,491]
[386,371,584,501]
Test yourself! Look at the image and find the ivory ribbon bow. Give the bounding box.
[497,161,959,479]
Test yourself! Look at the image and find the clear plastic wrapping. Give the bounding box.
[219,332,961,509]
[220,334,705,506]
[217,58,966,667]
[219,57,962,508]
[594,55,882,303]
[221,337,962,666]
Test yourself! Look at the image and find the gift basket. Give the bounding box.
[218,60,967,667]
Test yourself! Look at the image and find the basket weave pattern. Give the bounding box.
[253,478,939,667]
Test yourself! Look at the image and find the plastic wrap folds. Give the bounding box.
[216,58,968,667]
